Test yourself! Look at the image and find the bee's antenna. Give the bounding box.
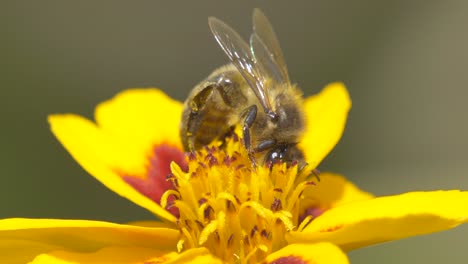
[267,110,279,122]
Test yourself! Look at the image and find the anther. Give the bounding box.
[273,188,283,193]
[223,155,237,166]
[271,198,282,211]
[187,151,197,161]
[195,220,204,229]
[232,133,239,142]
[243,235,250,246]
[250,226,258,238]
[184,220,192,231]
[227,234,234,248]
[204,206,214,220]
[198,197,207,205]
[289,160,298,167]
[204,153,214,161]
[214,230,220,244]
[235,164,245,170]
[223,155,232,166]
[233,195,241,205]
[208,156,218,166]
[166,173,175,180]
[226,200,236,212]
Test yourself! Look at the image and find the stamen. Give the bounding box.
[227,234,234,248]
[199,220,218,245]
[160,190,180,209]
[250,225,258,238]
[162,135,322,263]
[286,181,317,212]
[271,198,282,211]
[298,215,313,231]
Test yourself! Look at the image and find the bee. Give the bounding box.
[180,9,305,166]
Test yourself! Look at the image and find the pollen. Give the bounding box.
[160,136,318,264]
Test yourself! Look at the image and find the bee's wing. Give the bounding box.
[249,33,284,85]
[252,8,290,84]
[208,17,276,118]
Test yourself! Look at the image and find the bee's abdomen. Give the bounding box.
[180,65,247,151]
[191,107,233,149]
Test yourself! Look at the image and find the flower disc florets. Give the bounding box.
[161,135,318,264]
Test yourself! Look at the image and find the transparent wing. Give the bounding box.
[208,16,275,117]
[250,33,284,84]
[252,8,290,84]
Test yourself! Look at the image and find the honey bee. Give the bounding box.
[180,9,305,166]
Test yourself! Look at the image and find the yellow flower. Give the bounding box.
[1,83,467,264]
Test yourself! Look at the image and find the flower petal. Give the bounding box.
[288,190,468,251]
[127,220,176,228]
[0,240,59,264]
[300,173,373,220]
[156,247,224,264]
[0,218,179,263]
[265,243,349,264]
[29,246,175,264]
[49,89,184,222]
[95,89,183,154]
[299,83,351,167]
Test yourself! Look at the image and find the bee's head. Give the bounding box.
[264,144,305,168]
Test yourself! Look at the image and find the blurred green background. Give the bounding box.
[2,0,468,263]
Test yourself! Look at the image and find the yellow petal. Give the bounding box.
[0,240,59,264]
[151,247,224,264]
[288,190,468,251]
[30,246,175,264]
[49,89,184,222]
[0,218,179,264]
[127,220,176,228]
[95,89,183,155]
[265,243,349,264]
[299,83,351,167]
[301,173,373,217]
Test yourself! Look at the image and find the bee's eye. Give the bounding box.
[264,145,305,167]
[267,150,281,162]
[265,147,285,164]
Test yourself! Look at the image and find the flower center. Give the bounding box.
[161,136,319,264]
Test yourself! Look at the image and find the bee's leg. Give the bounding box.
[184,81,236,152]
[312,168,321,182]
[254,139,277,153]
[297,162,321,182]
[254,139,277,168]
[242,105,258,166]
[185,86,215,152]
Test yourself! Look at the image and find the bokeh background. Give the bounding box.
[2,0,468,263]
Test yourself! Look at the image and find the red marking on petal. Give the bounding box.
[269,256,307,264]
[299,207,326,224]
[320,224,344,233]
[122,143,187,217]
